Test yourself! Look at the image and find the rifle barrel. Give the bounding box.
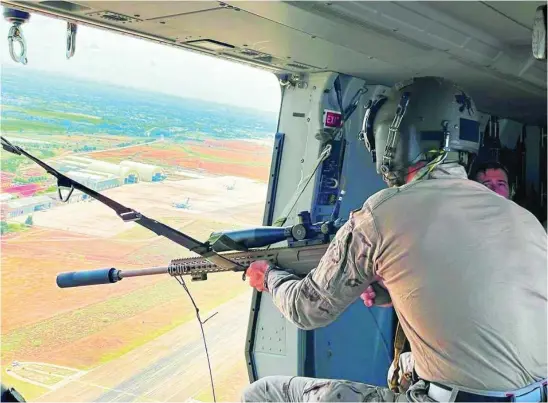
[120,266,169,278]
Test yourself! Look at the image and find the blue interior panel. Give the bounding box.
[308,89,395,386]
[312,303,395,384]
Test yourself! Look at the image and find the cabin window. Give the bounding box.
[1,12,280,401]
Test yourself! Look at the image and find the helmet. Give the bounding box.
[359,76,481,186]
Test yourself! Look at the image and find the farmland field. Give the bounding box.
[90,139,272,181]
[1,66,277,401]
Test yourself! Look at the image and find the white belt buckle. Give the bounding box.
[427,384,458,402]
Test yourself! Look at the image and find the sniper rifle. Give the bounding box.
[1,135,388,301]
[55,211,391,305]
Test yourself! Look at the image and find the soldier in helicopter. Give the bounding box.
[243,76,547,402]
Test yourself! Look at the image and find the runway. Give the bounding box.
[36,291,253,402]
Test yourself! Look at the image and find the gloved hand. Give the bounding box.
[245,260,270,292]
[360,276,393,308]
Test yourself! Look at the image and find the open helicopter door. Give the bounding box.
[246,71,396,386]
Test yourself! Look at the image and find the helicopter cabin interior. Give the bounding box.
[2,0,547,391]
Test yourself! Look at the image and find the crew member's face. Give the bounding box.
[476,168,510,199]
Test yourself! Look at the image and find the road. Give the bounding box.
[36,291,253,402]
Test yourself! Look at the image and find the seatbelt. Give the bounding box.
[389,321,408,392]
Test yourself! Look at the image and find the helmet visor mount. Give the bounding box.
[373,123,426,186]
[379,92,410,184]
[358,96,387,163]
[360,91,413,186]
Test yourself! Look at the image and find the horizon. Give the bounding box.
[1,65,278,141]
[1,64,280,118]
[0,13,281,114]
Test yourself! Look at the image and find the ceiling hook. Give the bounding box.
[66,22,77,59]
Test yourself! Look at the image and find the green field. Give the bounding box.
[1,149,60,173]
[0,118,66,134]
[0,222,31,235]
[2,275,249,362]
[2,105,102,123]
[1,279,192,359]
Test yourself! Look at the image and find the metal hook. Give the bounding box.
[7,23,27,65]
[66,22,77,59]
[57,184,75,202]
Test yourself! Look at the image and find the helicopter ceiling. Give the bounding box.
[3,1,547,125]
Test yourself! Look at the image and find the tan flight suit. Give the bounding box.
[242,164,547,402]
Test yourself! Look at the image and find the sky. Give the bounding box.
[0,13,282,113]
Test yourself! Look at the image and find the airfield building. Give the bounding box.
[62,189,91,204]
[120,161,165,182]
[61,161,89,170]
[51,157,163,186]
[65,171,120,192]
[87,161,140,184]
[50,158,91,174]
[0,195,53,220]
[63,156,96,164]
[0,194,15,202]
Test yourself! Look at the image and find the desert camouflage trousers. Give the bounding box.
[241,375,409,402]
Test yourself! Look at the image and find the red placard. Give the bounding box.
[324,110,342,128]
